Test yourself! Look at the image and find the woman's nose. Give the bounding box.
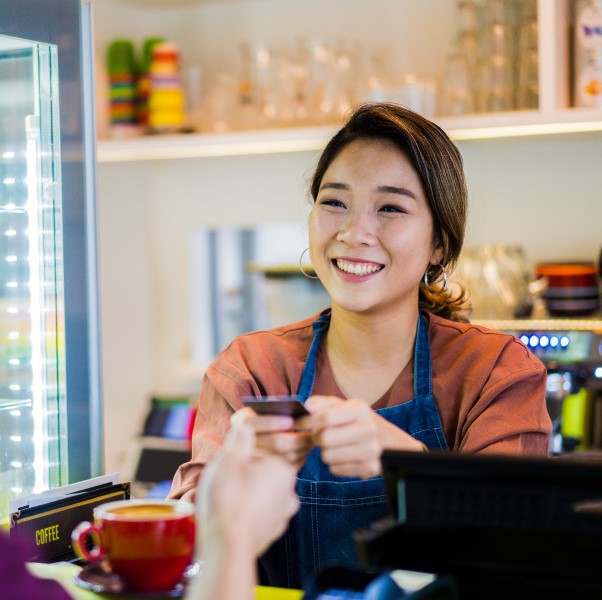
[336,212,377,246]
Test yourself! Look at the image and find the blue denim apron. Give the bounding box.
[259,312,448,589]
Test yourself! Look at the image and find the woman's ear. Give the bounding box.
[430,244,444,266]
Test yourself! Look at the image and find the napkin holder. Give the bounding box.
[10,479,130,563]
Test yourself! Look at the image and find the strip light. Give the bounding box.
[25,113,46,494]
[448,120,602,140]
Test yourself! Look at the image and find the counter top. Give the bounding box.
[27,562,303,600]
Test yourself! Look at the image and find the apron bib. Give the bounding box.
[259,312,448,589]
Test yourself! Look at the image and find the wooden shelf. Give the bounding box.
[247,263,316,275]
[96,125,335,162]
[96,107,602,163]
[91,0,236,6]
[475,319,602,332]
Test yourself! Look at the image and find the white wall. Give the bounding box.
[97,133,602,475]
[458,133,601,259]
[96,161,155,475]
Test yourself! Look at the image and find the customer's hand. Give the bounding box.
[297,395,426,479]
[231,407,314,471]
[190,423,299,600]
[196,422,300,557]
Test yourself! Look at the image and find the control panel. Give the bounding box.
[506,329,602,385]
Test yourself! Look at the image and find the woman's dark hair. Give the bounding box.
[309,102,469,321]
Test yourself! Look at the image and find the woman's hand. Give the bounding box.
[231,407,314,471]
[297,395,426,479]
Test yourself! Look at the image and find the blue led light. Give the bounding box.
[539,335,549,348]
[560,335,570,348]
[520,335,529,346]
[595,367,602,379]
[550,336,559,348]
[529,335,539,348]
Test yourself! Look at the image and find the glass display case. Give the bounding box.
[0,0,102,524]
[0,34,67,513]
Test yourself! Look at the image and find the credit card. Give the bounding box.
[242,395,309,418]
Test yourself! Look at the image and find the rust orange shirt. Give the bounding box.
[169,311,551,499]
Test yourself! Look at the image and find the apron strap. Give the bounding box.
[297,312,331,401]
[413,313,432,398]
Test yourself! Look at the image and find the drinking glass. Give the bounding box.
[454,245,531,319]
[301,39,339,124]
[515,6,539,109]
[486,53,515,111]
[440,52,476,115]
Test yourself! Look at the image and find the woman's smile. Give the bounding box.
[333,258,384,277]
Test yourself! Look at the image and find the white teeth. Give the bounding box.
[335,259,382,275]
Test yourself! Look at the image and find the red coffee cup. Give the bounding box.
[72,499,195,592]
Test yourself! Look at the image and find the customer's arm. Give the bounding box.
[186,423,299,600]
[0,532,72,600]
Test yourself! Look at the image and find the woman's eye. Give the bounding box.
[380,205,406,214]
[319,198,346,208]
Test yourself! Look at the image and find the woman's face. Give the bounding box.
[309,137,442,317]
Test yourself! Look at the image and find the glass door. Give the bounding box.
[0,34,67,519]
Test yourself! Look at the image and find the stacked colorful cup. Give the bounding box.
[148,42,186,132]
[136,37,165,127]
[107,40,137,130]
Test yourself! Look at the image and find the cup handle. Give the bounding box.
[71,521,105,562]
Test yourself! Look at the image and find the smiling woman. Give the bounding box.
[308,103,469,321]
[169,102,552,590]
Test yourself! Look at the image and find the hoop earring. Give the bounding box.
[299,248,319,279]
[423,266,447,290]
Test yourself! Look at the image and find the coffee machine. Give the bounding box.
[545,365,585,453]
[506,324,602,454]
